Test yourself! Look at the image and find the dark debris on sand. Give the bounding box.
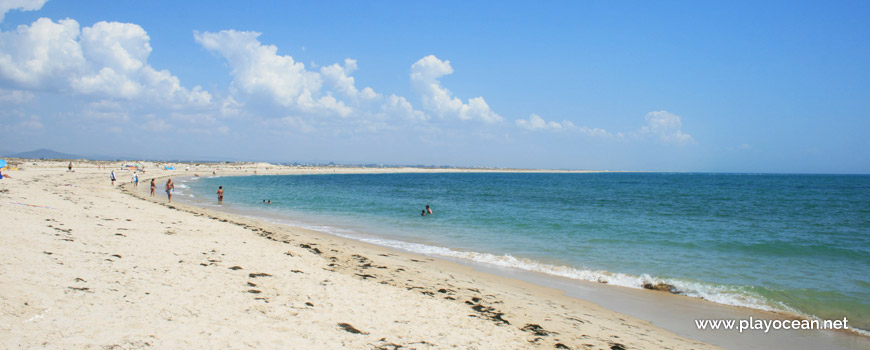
[338,322,367,334]
[522,323,556,336]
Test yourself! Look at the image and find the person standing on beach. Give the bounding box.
[132,173,139,188]
[150,179,156,197]
[217,186,224,205]
[68,162,72,172]
[110,170,116,186]
[165,178,175,202]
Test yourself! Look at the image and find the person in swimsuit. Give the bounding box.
[165,178,175,202]
[150,179,156,197]
[217,186,224,204]
[426,205,433,214]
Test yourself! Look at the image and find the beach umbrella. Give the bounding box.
[0,159,6,169]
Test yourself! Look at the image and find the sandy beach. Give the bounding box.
[0,160,715,349]
[3,160,869,349]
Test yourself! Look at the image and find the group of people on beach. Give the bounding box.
[107,171,435,217]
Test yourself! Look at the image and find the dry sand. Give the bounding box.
[0,160,715,349]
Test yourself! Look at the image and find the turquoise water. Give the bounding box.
[178,172,870,332]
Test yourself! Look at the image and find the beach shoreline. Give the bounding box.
[2,160,867,349]
[163,169,870,349]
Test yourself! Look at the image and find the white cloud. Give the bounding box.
[0,17,211,106]
[320,58,380,101]
[0,88,33,104]
[516,113,609,136]
[383,94,427,121]
[195,29,432,131]
[195,29,352,116]
[516,114,569,131]
[410,55,502,123]
[641,110,694,144]
[0,18,85,88]
[0,0,46,22]
[515,111,693,144]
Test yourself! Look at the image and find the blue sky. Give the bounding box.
[0,1,868,173]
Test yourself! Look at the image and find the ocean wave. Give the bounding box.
[268,219,792,315]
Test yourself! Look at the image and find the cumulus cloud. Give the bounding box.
[516,113,609,136]
[195,29,432,132]
[195,29,353,117]
[320,58,380,101]
[641,110,694,144]
[0,17,211,106]
[382,94,427,121]
[410,55,502,123]
[0,0,46,22]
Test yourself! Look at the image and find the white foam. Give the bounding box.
[269,220,795,316]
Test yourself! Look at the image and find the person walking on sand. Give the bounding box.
[217,186,224,205]
[165,178,175,202]
[68,162,72,172]
[132,172,139,188]
[150,179,156,197]
[110,170,116,186]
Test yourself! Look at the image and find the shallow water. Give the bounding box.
[179,172,870,332]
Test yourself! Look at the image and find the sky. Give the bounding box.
[0,0,868,173]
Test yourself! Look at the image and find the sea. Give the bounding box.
[175,172,870,333]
